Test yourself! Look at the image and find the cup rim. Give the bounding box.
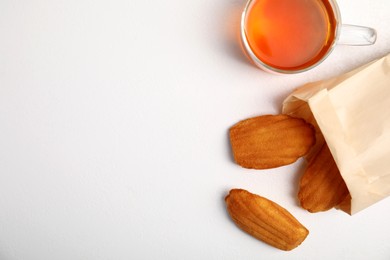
[241,0,342,74]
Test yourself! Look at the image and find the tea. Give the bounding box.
[243,0,337,71]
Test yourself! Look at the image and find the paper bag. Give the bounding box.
[282,53,390,215]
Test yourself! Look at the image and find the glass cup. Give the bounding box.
[241,0,377,74]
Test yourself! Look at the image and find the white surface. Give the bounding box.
[0,0,389,259]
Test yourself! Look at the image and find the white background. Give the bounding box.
[0,0,390,259]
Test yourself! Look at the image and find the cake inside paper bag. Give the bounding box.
[283,53,390,215]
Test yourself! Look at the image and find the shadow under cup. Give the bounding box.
[241,0,340,74]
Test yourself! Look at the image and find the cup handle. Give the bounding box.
[337,24,377,46]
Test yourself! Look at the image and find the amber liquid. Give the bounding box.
[244,0,337,71]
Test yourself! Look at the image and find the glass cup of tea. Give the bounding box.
[241,0,377,74]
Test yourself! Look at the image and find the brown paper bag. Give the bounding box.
[282,53,390,215]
